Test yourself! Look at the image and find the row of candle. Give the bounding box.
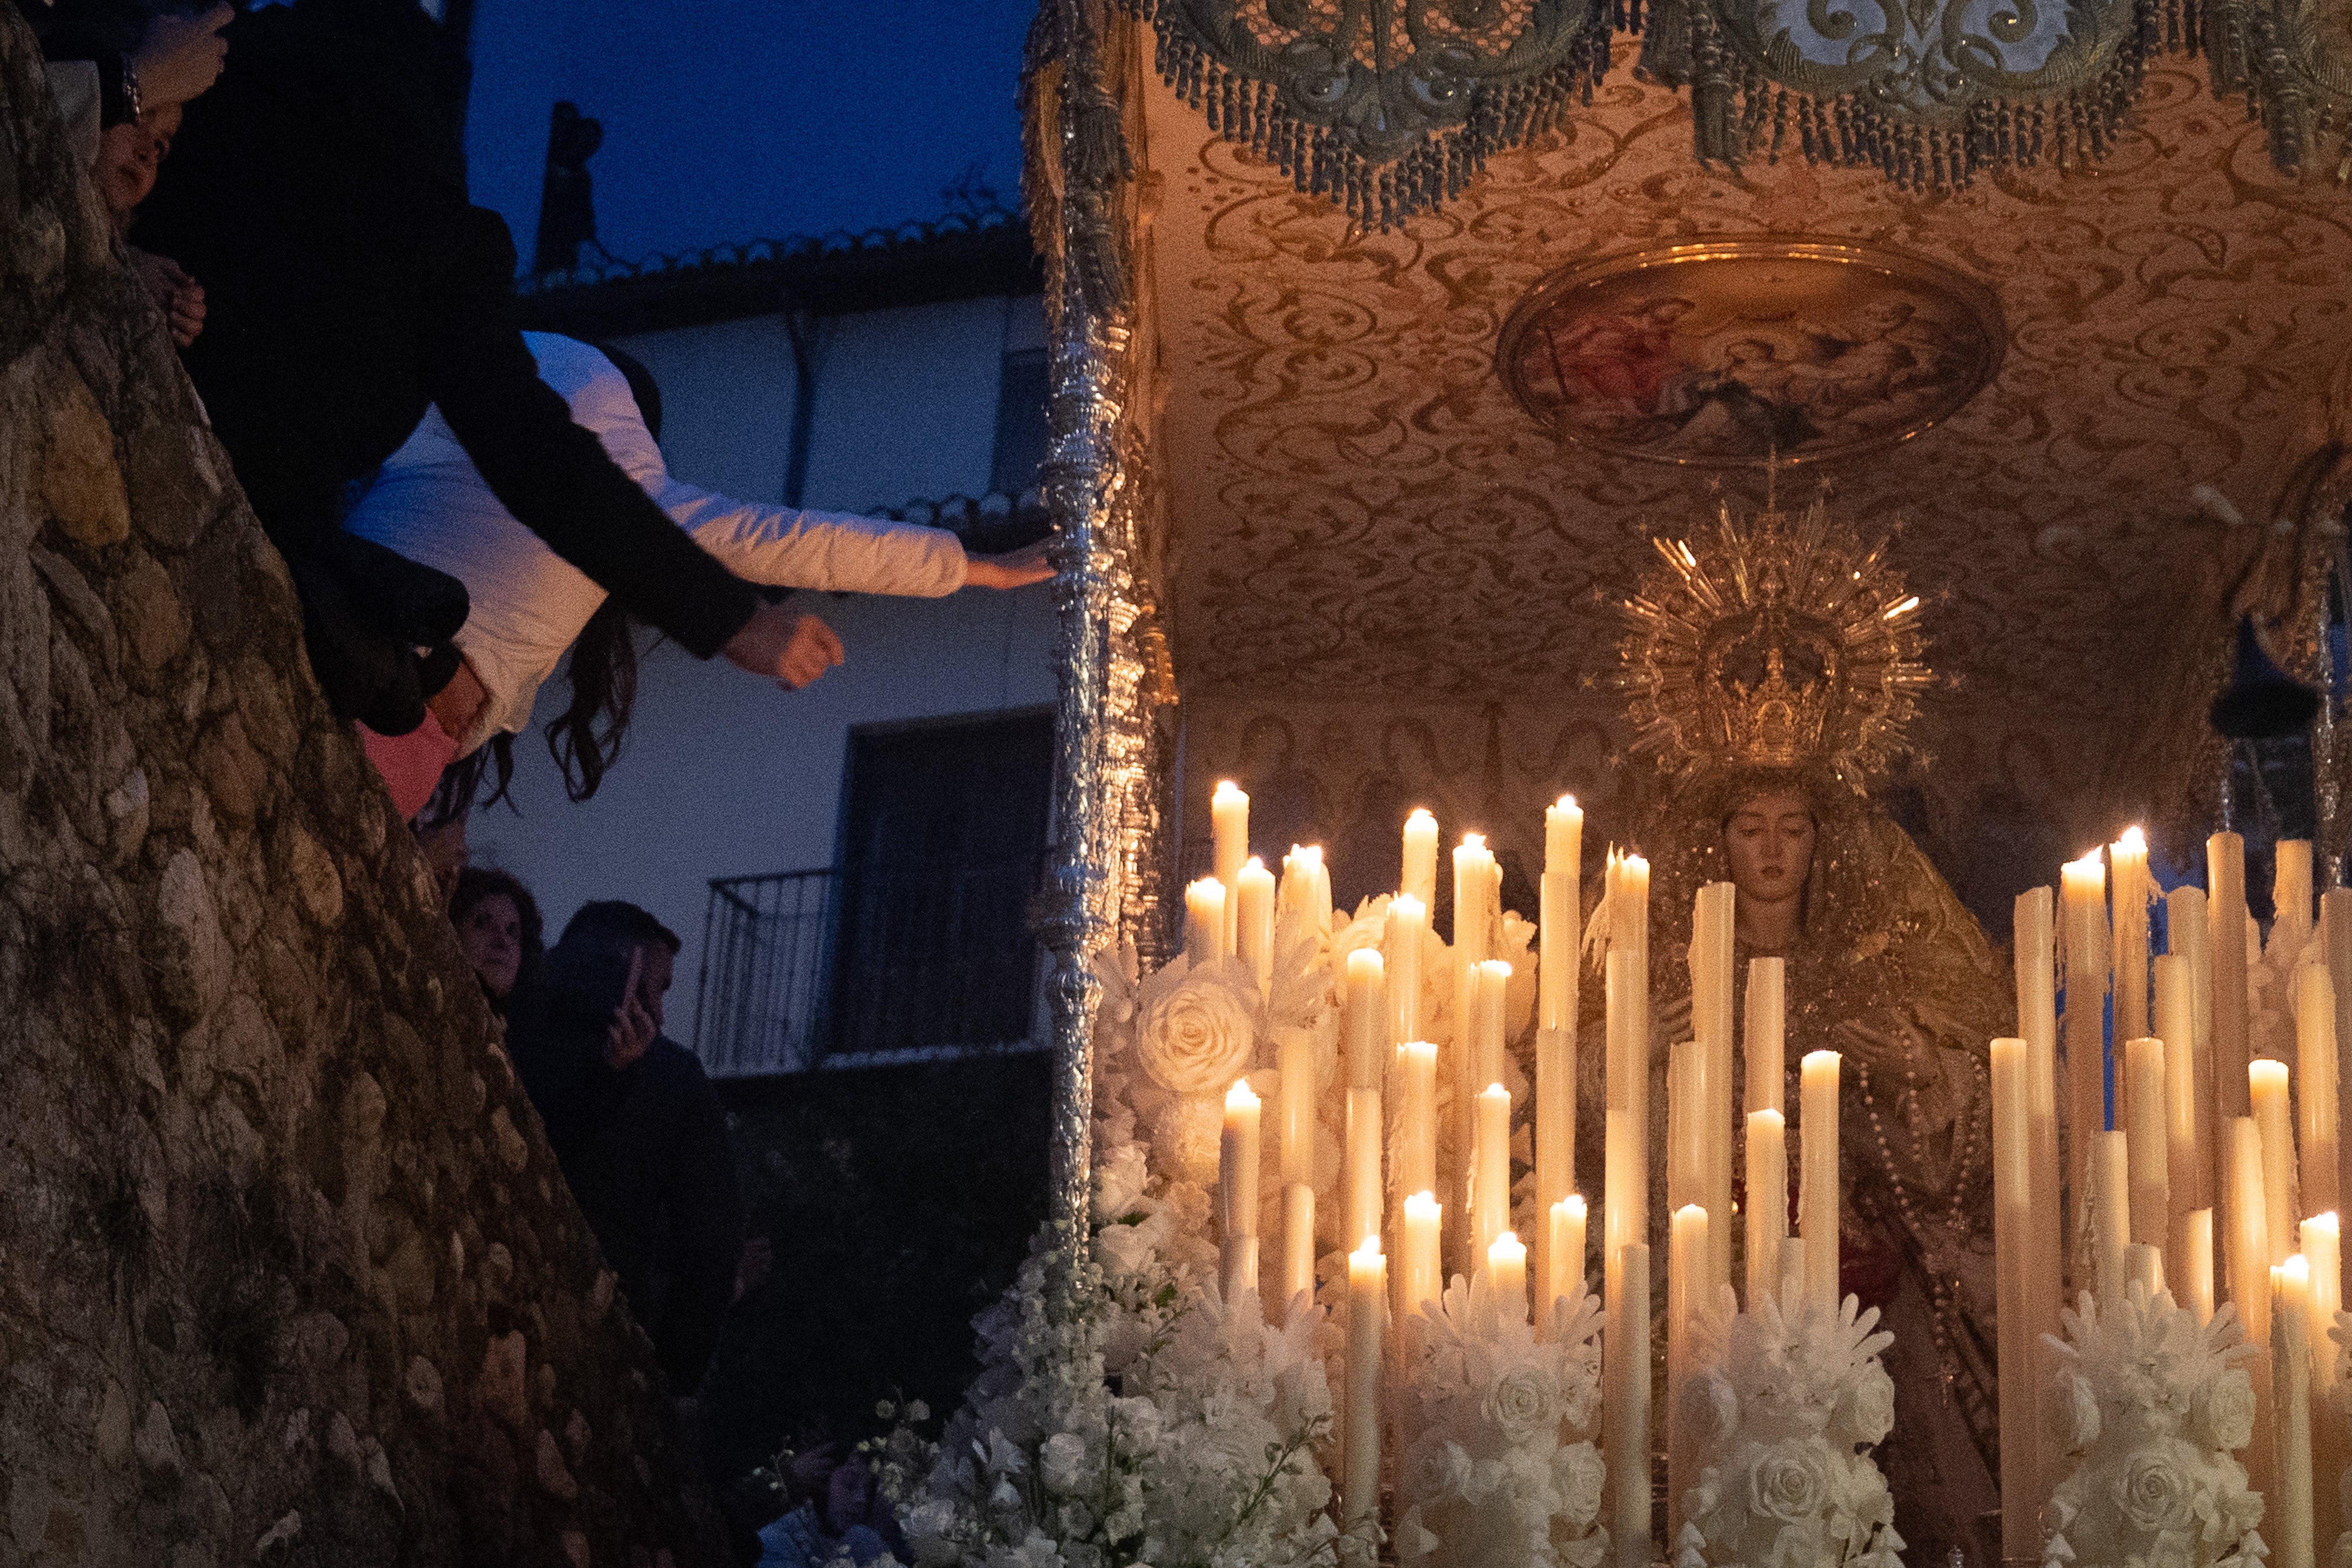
[1997,829,2352,1568]
[1195,785,1846,1556]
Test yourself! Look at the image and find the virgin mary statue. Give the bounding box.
[1577,496,2015,1568]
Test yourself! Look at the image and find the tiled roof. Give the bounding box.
[516,203,1041,338]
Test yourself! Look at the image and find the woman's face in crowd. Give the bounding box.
[458,893,523,999]
[96,103,182,220]
[1723,789,1816,905]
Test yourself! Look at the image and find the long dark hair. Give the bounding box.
[449,864,545,1012]
[417,603,640,823]
[419,341,661,827]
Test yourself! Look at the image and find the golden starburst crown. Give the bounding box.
[1615,491,1934,794]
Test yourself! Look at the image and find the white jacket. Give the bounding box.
[344,333,967,753]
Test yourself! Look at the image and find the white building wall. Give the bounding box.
[467,293,1058,1035]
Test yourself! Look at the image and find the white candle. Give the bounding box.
[2017,887,2067,1409]
[1221,1080,1261,1302]
[1397,1040,1438,1202]
[1277,1025,1315,1189]
[1385,894,1426,1047]
[1475,1082,1511,1255]
[1185,877,1226,970]
[1401,1191,1442,1320]
[2303,1213,2343,1553]
[2229,1116,2273,1347]
[1746,1109,1786,1312]
[1668,1204,1709,1537]
[1692,882,1738,1290]
[2278,840,2316,961]
[1746,956,1786,1115]
[2063,854,2112,1256]
[1236,858,1276,997]
[1471,958,1510,1096]
[1538,798,1581,1306]
[2158,953,2208,1278]
[2275,1256,2316,1568]
[2093,1129,2132,1302]
[2326,892,2352,1299]
[2114,827,2153,1042]
[2174,884,2220,1221]
[1542,796,1583,1032]
[1490,1229,1528,1323]
[2252,1059,2298,1265]
[1779,1236,1807,1316]
[1606,1240,1651,1568]
[1345,948,1387,1092]
[2124,1037,2170,1251]
[1548,1195,1588,1330]
[1800,1050,1842,1316]
[2126,1241,2165,1298]
[1346,1085,1383,1257]
[2297,965,2340,1218]
[1401,807,1438,910]
[2186,1208,2216,1325]
[2212,834,2253,1119]
[1306,845,1332,932]
[1344,1240,1385,1530]
[1990,1038,2039,1565]
[1282,1182,1315,1310]
[1454,834,1496,1205]
[1211,782,1248,957]
[1605,947,1648,1267]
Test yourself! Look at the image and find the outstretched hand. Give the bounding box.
[964,538,1055,590]
[133,4,232,108]
[724,602,845,690]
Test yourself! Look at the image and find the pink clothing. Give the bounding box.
[358,711,460,820]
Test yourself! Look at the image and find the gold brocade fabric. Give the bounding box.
[1571,783,2015,1563]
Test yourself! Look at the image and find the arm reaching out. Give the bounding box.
[964,537,1055,590]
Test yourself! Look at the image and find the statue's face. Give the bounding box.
[1723,790,1816,905]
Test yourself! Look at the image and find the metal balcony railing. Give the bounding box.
[690,866,1046,1076]
[691,870,836,1076]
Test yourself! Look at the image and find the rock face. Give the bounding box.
[0,14,730,1565]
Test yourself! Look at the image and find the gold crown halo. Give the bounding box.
[1615,493,1934,793]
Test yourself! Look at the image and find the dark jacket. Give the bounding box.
[512,1002,743,1395]
[132,1,761,734]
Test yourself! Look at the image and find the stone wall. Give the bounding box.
[0,14,730,1565]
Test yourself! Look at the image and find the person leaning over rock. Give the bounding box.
[89,98,204,346]
[341,332,1053,821]
[509,902,740,1397]
[448,865,543,1022]
[131,0,847,806]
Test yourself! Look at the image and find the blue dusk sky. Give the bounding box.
[462,0,1037,267]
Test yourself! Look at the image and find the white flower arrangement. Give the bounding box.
[2040,1282,2265,1568]
[1392,1270,1611,1568]
[1673,1286,1906,1568]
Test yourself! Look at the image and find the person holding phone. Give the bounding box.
[510,901,740,1395]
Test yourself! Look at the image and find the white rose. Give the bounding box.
[2111,1447,2196,1534]
[1554,1439,1608,1529]
[1838,1363,1897,1447]
[2201,1367,2257,1452]
[1678,1369,1740,1447]
[1110,1395,1162,1456]
[1483,1364,1563,1447]
[1749,1439,1831,1524]
[1041,1432,1091,1495]
[2048,1369,2103,1454]
[1135,968,1258,1095]
[1404,1433,1475,1502]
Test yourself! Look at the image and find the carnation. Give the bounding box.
[2199,1366,2256,1453]
[1679,1368,1739,1447]
[1838,1363,1896,1447]
[1554,1440,1608,1529]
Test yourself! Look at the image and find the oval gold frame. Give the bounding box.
[1495,239,2007,469]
